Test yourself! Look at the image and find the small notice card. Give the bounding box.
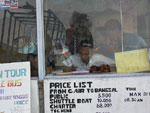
[115,49,150,73]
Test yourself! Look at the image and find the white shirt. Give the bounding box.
[63,54,115,70]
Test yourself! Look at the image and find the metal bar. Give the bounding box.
[44,9,62,23]
[10,12,36,15]
[21,23,36,25]
[119,0,124,52]
[45,10,51,35]
[22,24,26,52]
[18,21,21,37]
[23,24,26,36]
[0,10,7,47]
[36,0,45,80]
[56,23,60,39]
[17,21,21,51]
[18,6,36,10]
[15,16,36,19]
[59,24,63,39]
[18,20,36,22]
[12,19,17,49]
[7,15,12,45]
[51,19,56,40]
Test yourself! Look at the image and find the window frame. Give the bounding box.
[36,0,45,80]
[35,0,150,80]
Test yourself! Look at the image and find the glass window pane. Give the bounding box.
[121,0,148,50]
[0,0,38,77]
[44,0,150,75]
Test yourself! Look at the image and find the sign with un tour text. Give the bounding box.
[44,76,150,113]
[0,62,31,113]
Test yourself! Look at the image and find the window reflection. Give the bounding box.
[0,1,38,77]
[44,0,150,74]
[66,11,93,55]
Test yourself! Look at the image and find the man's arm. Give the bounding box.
[89,54,115,67]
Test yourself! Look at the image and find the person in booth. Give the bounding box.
[26,53,38,77]
[62,40,115,72]
[65,11,94,55]
[96,19,147,59]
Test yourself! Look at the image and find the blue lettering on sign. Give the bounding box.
[0,89,4,94]
[5,68,26,78]
[0,71,2,78]
[14,100,28,105]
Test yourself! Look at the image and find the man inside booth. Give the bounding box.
[62,40,115,72]
[26,53,38,77]
[96,19,147,59]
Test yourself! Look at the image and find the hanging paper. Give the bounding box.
[115,49,150,73]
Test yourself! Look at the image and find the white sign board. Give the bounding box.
[44,76,150,113]
[0,62,31,113]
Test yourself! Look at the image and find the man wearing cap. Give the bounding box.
[62,40,115,71]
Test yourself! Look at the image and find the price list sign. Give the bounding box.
[44,76,150,113]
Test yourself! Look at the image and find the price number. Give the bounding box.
[98,93,111,98]
[97,103,112,108]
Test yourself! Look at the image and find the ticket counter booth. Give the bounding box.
[0,0,150,113]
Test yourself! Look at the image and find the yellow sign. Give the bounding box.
[115,49,150,73]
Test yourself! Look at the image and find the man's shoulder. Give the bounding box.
[90,54,115,64]
[124,32,140,38]
[67,54,81,63]
[91,53,104,58]
[124,32,144,41]
[71,54,80,58]
[124,32,147,46]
